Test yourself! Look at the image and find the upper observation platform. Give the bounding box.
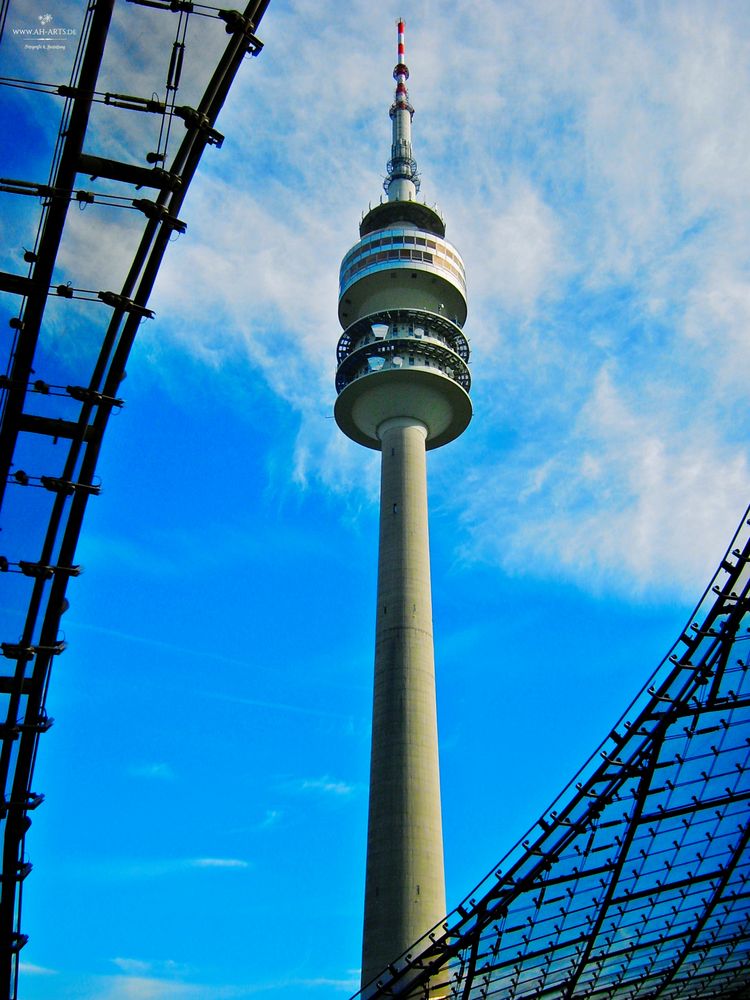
[338,227,467,329]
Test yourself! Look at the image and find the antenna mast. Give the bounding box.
[386,18,420,200]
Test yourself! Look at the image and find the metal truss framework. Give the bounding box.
[356,507,750,999]
[0,1,269,994]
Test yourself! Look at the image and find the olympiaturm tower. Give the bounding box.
[334,20,472,993]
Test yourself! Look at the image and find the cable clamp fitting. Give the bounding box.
[174,106,224,146]
[132,198,186,233]
[40,475,101,496]
[217,10,263,52]
[67,384,124,407]
[1,644,35,662]
[98,290,154,319]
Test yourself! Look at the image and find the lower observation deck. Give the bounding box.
[336,309,469,366]
[335,337,470,394]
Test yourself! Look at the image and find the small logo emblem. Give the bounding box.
[38,14,53,26]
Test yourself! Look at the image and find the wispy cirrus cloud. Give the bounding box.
[82,975,209,999]
[78,857,251,881]
[139,0,750,599]
[189,857,249,869]
[111,959,185,978]
[127,762,175,781]
[296,975,361,991]
[297,776,356,797]
[81,971,361,999]
[18,962,57,976]
[458,365,750,598]
[258,808,283,830]
[274,774,357,798]
[8,0,749,600]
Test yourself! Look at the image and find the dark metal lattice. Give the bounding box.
[0,1,269,994]
[356,505,750,1000]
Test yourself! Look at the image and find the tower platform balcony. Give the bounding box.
[334,365,471,451]
[336,309,470,366]
[335,336,470,394]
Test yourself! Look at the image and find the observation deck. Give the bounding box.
[335,209,472,452]
[338,226,467,328]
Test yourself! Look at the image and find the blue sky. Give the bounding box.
[2,0,750,997]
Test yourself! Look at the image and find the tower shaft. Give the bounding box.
[362,418,446,990]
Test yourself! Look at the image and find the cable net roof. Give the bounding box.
[357,506,750,1000]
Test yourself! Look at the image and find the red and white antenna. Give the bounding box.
[392,18,412,116]
[386,18,420,200]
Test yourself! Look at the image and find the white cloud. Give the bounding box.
[81,971,359,999]
[259,809,283,830]
[297,976,361,991]
[112,959,153,976]
[298,776,356,797]
[83,976,205,1000]
[18,962,57,976]
[14,0,749,603]
[459,177,570,317]
[128,763,175,781]
[188,857,249,869]
[459,367,750,597]
[81,857,250,880]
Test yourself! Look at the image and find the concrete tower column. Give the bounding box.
[361,417,446,989]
